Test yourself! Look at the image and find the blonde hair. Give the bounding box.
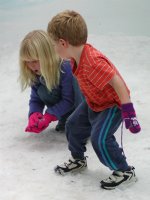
[47,10,88,46]
[19,30,61,91]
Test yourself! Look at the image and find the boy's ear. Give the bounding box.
[59,39,69,47]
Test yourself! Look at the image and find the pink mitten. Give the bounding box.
[25,126,42,134]
[25,112,43,133]
[28,112,43,127]
[36,113,57,130]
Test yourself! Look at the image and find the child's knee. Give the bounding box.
[66,115,76,129]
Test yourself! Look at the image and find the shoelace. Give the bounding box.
[106,171,123,182]
[63,157,87,168]
[64,159,74,167]
[108,175,117,182]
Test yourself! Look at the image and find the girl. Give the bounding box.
[19,30,82,133]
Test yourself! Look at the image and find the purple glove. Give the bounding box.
[25,112,43,133]
[36,113,57,130]
[121,103,141,133]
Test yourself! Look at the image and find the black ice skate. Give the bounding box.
[100,167,137,190]
[54,157,87,175]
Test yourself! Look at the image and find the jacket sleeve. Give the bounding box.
[46,61,74,119]
[28,85,45,116]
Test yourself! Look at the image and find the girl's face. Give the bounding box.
[25,60,41,75]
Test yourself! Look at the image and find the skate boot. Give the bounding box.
[54,157,87,175]
[100,167,137,190]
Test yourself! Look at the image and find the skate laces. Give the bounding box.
[103,174,117,183]
[63,158,75,168]
[106,171,124,183]
[62,156,87,169]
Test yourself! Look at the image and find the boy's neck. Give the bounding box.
[69,44,84,65]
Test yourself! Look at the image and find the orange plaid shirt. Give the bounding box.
[72,44,130,112]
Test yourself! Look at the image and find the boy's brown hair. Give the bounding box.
[47,10,88,46]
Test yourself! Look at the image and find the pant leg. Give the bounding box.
[58,76,84,127]
[58,109,74,125]
[66,101,91,159]
[72,76,84,108]
[89,106,129,171]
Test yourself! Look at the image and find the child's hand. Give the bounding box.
[121,103,141,133]
[25,112,57,133]
[35,113,57,130]
[28,112,43,127]
[25,112,43,133]
[25,126,43,134]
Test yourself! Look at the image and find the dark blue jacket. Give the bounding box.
[29,60,74,119]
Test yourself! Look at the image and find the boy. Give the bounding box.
[47,10,141,190]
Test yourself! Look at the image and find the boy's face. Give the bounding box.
[51,39,70,59]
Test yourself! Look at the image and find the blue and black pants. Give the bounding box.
[66,101,129,171]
